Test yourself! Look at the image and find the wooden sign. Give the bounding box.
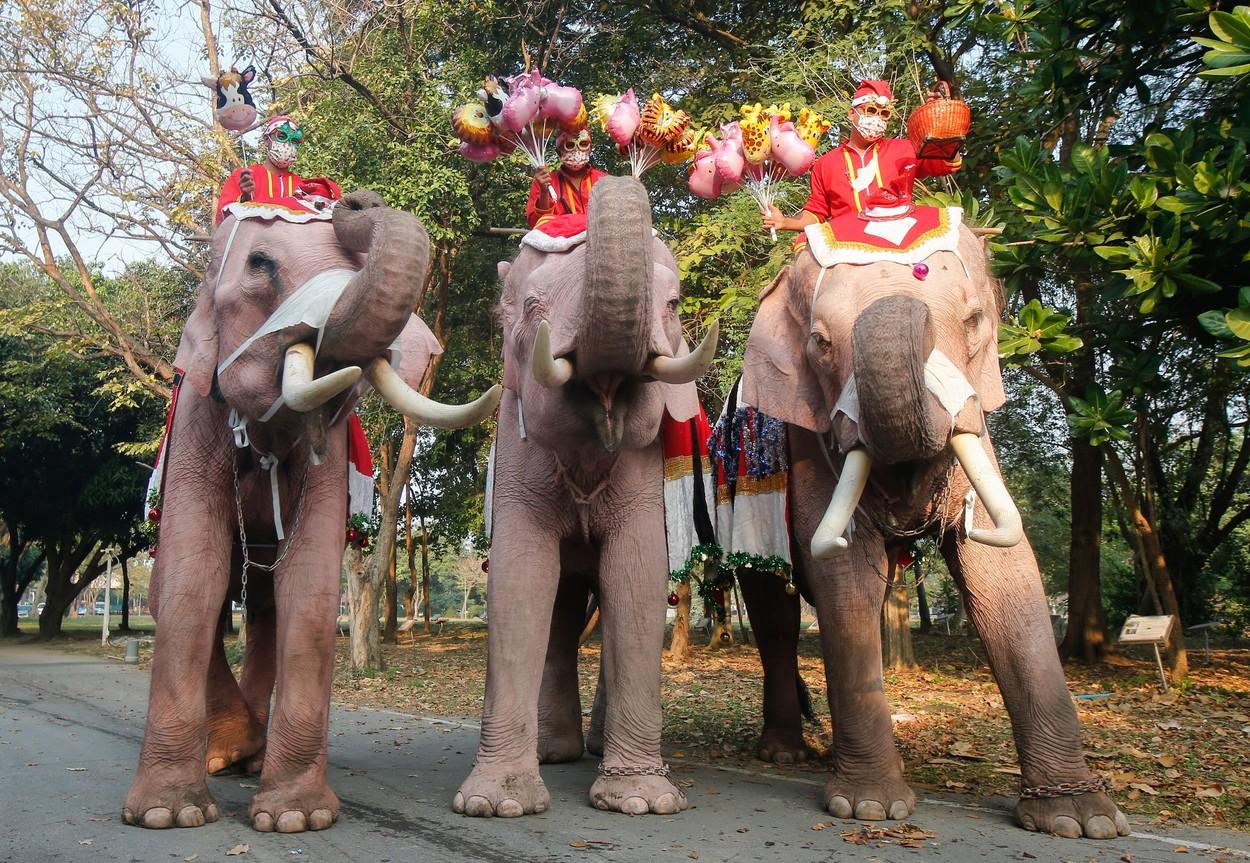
[1119,614,1174,644]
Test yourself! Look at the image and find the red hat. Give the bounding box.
[851,80,894,107]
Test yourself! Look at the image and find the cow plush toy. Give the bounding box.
[202,65,258,132]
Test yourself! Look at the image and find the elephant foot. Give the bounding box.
[585,722,604,758]
[756,725,810,765]
[1016,792,1130,839]
[249,775,340,833]
[824,772,915,821]
[453,761,550,817]
[206,711,266,775]
[537,724,585,764]
[589,770,688,815]
[123,771,219,829]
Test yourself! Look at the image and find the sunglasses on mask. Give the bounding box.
[272,124,305,144]
[856,102,893,120]
[561,138,592,152]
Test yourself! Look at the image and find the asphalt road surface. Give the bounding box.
[1,643,1247,863]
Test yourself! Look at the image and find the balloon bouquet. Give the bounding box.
[452,69,586,202]
[591,89,698,177]
[688,102,830,241]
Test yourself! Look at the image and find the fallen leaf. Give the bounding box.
[1157,719,1182,731]
[184,855,199,862]
[1155,754,1177,768]
[994,766,1023,776]
[736,826,748,833]
[812,821,833,831]
[570,840,587,849]
[1129,782,1159,796]
[687,852,699,860]
[1196,785,1224,799]
[226,844,249,856]
[78,839,93,846]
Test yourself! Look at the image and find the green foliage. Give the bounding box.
[998,299,1083,363]
[1066,387,1136,446]
[1195,6,1250,77]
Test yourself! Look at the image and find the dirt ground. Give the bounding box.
[60,622,1250,832]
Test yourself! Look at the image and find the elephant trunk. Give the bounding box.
[577,176,653,379]
[320,202,431,362]
[851,295,949,464]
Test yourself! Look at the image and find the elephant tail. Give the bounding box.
[797,670,814,722]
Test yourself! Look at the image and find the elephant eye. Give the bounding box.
[667,297,680,314]
[523,296,541,314]
[964,311,984,356]
[811,332,831,352]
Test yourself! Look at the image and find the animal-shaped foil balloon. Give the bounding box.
[201,65,257,132]
[794,107,831,149]
[769,114,815,175]
[453,103,494,145]
[638,92,690,147]
[661,127,699,165]
[688,139,723,199]
[459,141,501,163]
[501,71,542,133]
[593,89,641,151]
[739,103,771,164]
[539,82,584,123]
[714,121,746,185]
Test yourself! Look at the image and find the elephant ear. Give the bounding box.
[390,313,443,390]
[174,293,218,398]
[740,263,831,433]
[496,259,522,393]
[962,230,1006,413]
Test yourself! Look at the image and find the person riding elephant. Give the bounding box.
[216,116,341,224]
[454,175,718,818]
[713,198,1130,839]
[124,189,500,833]
[526,128,608,230]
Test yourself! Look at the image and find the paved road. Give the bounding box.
[1,643,1247,863]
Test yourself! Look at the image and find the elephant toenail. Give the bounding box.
[465,795,495,817]
[594,797,611,811]
[533,799,549,814]
[276,810,307,832]
[309,809,335,830]
[854,800,887,820]
[775,752,794,765]
[204,803,219,823]
[496,799,524,818]
[888,800,910,819]
[207,757,227,774]
[827,795,853,818]
[122,807,135,825]
[622,796,649,815]
[253,811,275,832]
[1114,810,1130,835]
[1084,814,1116,839]
[1051,815,1082,838]
[652,793,679,815]
[452,792,466,813]
[175,805,204,828]
[142,807,173,829]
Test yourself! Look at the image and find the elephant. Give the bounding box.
[726,221,1130,839]
[453,176,717,817]
[124,191,500,833]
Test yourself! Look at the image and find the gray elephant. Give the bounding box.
[124,191,499,833]
[453,176,717,817]
[728,220,1130,839]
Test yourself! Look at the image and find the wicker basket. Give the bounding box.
[907,81,970,161]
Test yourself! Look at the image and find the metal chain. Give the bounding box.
[232,451,310,611]
[1020,777,1113,799]
[597,762,672,778]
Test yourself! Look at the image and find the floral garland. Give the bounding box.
[345,512,378,550]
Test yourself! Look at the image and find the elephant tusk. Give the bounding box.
[810,447,872,560]
[532,320,574,388]
[281,343,362,413]
[366,358,501,430]
[643,319,720,385]
[950,432,1023,548]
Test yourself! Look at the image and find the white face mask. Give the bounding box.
[561,149,590,171]
[267,140,298,169]
[851,109,888,142]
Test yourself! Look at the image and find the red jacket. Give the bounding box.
[801,138,961,222]
[526,166,609,228]
[215,164,342,224]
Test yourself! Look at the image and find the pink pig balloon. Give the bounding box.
[608,88,641,150]
[769,115,815,176]
[713,121,746,184]
[539,83,583,123]
[458,140,500,163]
[688,145,724,199]
[501,74,541,133]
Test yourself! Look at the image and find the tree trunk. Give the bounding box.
[916,570,932,635]
[359,419,417,667]
[421,517,431,634]
[119,556,131,632]
[403,491,416,621]
[882,562,917,670]
[1104,449,1188,678]
[667,580,692,658]
[346,544,383,672]
[1060,438,1108,663]
[383,540,397,644]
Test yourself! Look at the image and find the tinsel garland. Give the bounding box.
[668,545,793,622]
[707,406,789,483]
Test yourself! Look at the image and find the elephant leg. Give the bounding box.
[205,609,265,775]
[238,604,278,774]
[249,459,344,834]
[537,574,591,764]
[587,492,687,816]
[124,432,231,829]
[788,427,914,821]
[940,530,1129,839]
[453,508,561,818]
[585,661,606,757]
[737,569,808,764]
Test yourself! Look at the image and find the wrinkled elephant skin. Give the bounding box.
[124,192,455,833]
[454,177,705,818]
[735,229,1129,839]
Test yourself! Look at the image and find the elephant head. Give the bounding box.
[742,225,1020,557]
[177,191,499,438]
[498,176,716,452]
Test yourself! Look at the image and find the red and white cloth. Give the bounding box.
[803,205,964,267]
[216,166,342,224]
